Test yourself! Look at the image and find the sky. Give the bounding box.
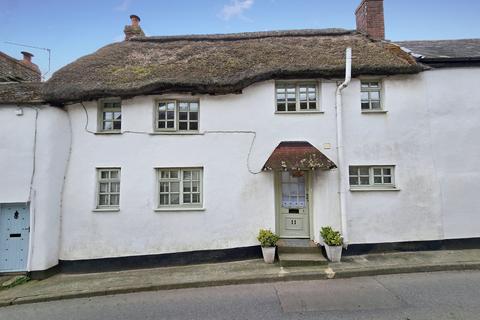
[1,0,479,79]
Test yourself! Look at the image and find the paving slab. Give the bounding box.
[1,249,480,307]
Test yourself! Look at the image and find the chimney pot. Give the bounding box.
[355,0,385,40]
[21,51,34,63]
[130,14,141,27]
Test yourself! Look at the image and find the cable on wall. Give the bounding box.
[79,103,263,174]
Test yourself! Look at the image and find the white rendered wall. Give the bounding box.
[60,81,341,260]
[0,106,70,271]
[59,67,480,261]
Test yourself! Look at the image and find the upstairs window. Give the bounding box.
[361,81,382,111]
[349,166,395,189]
[99,99,122,132]
[156,100,199,132]
[276,82,318,112]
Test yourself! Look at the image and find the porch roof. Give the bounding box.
[262,141,336,171]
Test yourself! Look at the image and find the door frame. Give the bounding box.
[274,170,314,239]
[0,202,31,272]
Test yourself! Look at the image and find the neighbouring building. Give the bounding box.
[1,0,480,276]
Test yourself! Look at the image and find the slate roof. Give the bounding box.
[396,39,480,59]
[0,82,45,105]
[0,51,41,82]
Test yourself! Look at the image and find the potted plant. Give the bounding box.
[320,226,343,262]
[257,229,280,263]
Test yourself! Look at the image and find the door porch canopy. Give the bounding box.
[262,141,336,171]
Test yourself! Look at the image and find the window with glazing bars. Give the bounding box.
[156,101,199,131]
[349,166,394,187]
[96,168,121,208]
[157,168,202,207]
[361,81,382,110]
[100,100,122,131]
[276,83,318,112]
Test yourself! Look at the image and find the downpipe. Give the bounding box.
[335,47,352,246]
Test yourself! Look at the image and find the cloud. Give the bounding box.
[115,0,132,12]
[219,0,254,21]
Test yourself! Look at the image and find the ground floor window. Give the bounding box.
[349,166,395,188]
[157,168,203,208]
[96,168,121,208]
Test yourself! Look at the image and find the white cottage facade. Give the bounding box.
[1,0,480,276]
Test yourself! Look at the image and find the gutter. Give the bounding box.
[335,47,352,246]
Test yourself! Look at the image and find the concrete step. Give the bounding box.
[277,239,328,267]
[278,252,328,267]
[277,239,322,254]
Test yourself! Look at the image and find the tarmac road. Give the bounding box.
[1,270,480,320]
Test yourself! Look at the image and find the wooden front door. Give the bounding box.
[277,171,310,238]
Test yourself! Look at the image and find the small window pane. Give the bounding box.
[111,182,120,192]
[371,101,381,110]
[159,194,169,205]
[373,168,382,175]
[349,177,358,185]
[192,194,200,203]
[183,171,191,180]
[360,177,370,185]
[99,183,108,193]
[170,171,179,179]
[171,182,180,192]
[113,121,121,130]
[189,122,198,131]
[359,167,369,175]
[170,194,180,205]
[383,168,391,175]
[167,121,175,128]
[287,103,296,112]
[179,122,188,130]
[183,194,191,203]
[277,103,286,112]
[179,112,188,121]
[101,171,109,179]
[384,177,392,183]
[374,177,382,184]
[103,122,113,130]
[110,195,119,206]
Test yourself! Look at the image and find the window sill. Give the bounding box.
[350,187,400,192]
[154,207,206,212]
[95,131,122,135]
[275,111,324,115]
[150,132,202,135]
[92,208,120,212]
[361,110,388,114]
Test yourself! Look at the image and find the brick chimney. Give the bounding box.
[124,14,145,40]
[355,0,385,40]
[19,51,41,76]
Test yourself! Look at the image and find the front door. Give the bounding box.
[277,171,310,238]
[0,203,30,272]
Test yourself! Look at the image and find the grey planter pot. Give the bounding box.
[261,246,276,263]
[325,244,342,262]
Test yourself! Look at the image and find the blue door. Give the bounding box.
[0,203,30,272]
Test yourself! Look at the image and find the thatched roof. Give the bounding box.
[44,29,423,105]
[0,82,44,105]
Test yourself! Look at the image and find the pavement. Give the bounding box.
[1,248,480,307]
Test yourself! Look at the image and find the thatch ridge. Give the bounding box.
[44,29,423,105]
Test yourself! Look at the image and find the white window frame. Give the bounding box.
[154,100,200,132]
[156,167,203,209]
[95,168,121,209]
[360,80,385,112]
[349,165,396,190]
[98,98,122,132]
[275,81,320,113]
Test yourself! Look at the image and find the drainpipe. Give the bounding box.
[335,47,352,246]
